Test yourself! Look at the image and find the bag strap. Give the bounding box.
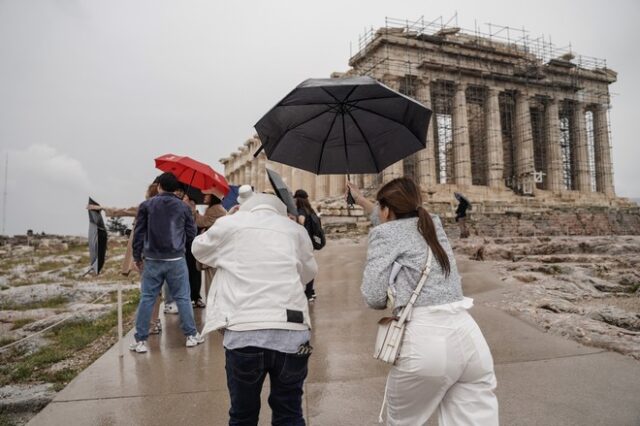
[395,248,434,326]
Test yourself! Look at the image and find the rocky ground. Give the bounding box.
[1,232,638,425]
[0,236,140,426]
[453,235,640,360]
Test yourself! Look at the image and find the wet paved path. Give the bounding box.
[29,239,640,425]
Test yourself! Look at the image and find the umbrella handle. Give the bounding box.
[346,188,356,207]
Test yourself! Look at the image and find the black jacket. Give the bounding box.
[455,199,470,220]
[132,192,197,262]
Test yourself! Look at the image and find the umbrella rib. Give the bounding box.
[344,95,402,104]
[315,112,339,174]
[321,85,358,104]
[268,107,334,155]
[345,109,381,172]
[350,104,424,144]
[320,87,341,103]
[341,113,350,176]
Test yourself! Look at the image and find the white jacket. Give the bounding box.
[191,194,318,335]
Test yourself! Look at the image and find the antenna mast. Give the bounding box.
[2,154,7,235]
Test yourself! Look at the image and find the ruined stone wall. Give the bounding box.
[452,206,640,237]
[318,197,640,238]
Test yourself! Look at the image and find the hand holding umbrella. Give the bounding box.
[345,181,375,216]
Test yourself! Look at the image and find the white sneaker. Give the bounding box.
[129,341,148,353]
[186,333,205,347]
[163,302,178,315]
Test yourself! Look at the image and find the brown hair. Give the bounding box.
[295,196,315,216]
[376,177,450,276]
[145,183,159,200]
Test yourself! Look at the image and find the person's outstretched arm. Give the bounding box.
[86,205,138,217]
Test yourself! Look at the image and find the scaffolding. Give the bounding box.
[348,15,615,195]
[352,15,609,77]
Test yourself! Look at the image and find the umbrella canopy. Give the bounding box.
[87,197,107,275]
[266,168,298,217]
[155,154,230,195]
[254,76,432,175]
[221,185,240,211]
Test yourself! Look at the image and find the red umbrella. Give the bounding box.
[154,154,230,196]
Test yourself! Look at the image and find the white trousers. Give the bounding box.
[385,308,499,426]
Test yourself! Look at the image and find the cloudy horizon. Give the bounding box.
[1,0,638,236]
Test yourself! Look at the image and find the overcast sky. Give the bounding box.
[1,0,638,236]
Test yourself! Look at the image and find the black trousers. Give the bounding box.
[226,346,309,426]
[185,247,201,302]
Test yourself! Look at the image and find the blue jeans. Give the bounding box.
[225,346,310,426]
[135,259,196,342]
[163,281,174,304]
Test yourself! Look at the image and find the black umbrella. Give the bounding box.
[184,185,205,205]
[254,76,431,176]
[87,197,107,275]
[266,168,298,217]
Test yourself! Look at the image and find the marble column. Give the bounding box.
[281,165,293,189]
[484,87,504,188]
[315,175,330,200]
[246,160,258,188]
[363,173,376,189]
[290,167,302,192]
[329,174,345,197]
[544,98,564,192]
[514,91,535,194]
[266,161,283,193]
[571,102,591,192]
[382,76,404,182]
[255,154,266,193]
[452,82,472,186]
[237,165,246,186]
[593,104,615,195]
[301,170,316,200]
[415,78,437,189]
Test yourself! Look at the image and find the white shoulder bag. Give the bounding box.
[373,249,434,364]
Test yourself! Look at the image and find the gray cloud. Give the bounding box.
[1,0,638,236]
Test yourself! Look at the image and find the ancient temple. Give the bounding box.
[220,17,620,207]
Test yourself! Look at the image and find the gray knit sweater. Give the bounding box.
[361,215,463,313]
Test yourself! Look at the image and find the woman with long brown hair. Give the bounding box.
[348,177,498,425]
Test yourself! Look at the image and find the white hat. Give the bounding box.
[237,185,254,205]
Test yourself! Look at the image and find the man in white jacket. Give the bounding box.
[192,193,317,426]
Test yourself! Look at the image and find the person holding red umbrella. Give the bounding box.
[130,172,204,353]
[154,154,230,307]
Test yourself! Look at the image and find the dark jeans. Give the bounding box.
[185,247,202,302]
[225,346,310,426]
